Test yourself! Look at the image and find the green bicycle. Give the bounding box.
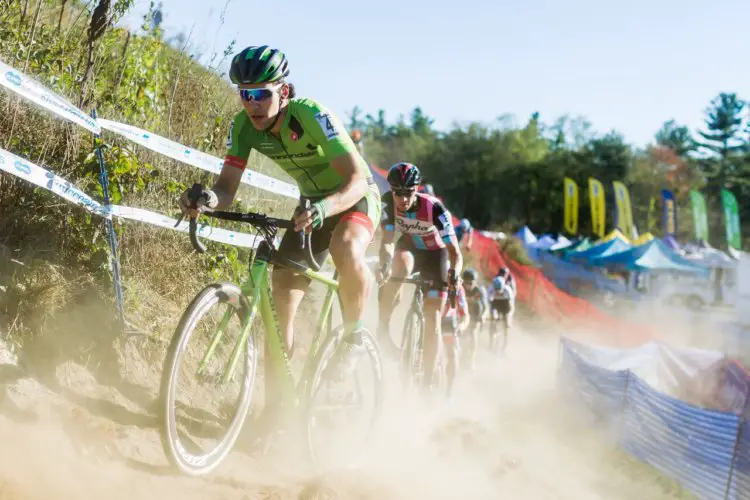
[159,184,384,476]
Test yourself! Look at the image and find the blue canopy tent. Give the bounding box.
[565,236,632,265]
[536,251,627,294]
[663,234,680,251]
[558,237,592,255]
[531,234,557,250]
[588,239,710,277]
[515,226,537,245]
[549,235,574,251]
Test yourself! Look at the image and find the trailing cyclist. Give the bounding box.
[178,45,381,422]
[455,218,474,252]
[441,282,469,401]
[487,267,516,352]
[377,162,463,392]
[462,268,489,370]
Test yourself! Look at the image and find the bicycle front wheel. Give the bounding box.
[400,308,423,391]
[304,326,384,471]
[159,282,258,476]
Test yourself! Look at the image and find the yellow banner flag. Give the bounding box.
[563,177,579,235]
[588,177,606,238]
[612,181,634,239]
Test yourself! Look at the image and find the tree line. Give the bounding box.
[347,93,750,250]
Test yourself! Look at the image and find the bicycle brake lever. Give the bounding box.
[174,212,185,228]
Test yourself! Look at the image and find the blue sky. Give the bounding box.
[122,0,750,147]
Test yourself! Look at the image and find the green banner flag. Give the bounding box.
[721,188,742,250]
[689,190,709,242]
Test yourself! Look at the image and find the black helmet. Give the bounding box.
[497,267,510,277]
[462,269,478,281]
[229,45,290,85]
[387,162,421,189]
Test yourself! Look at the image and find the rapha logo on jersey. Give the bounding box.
[314,112,340,141]
[5,71,21,86]
[226,120,234,148]
[396,217,433,234]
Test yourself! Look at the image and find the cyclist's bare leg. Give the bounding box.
[502,302,514,352]
[329,220,374,332]
[422,294,445,388]
[377,249,414,347]
[468,322,480,370]
[489,308,499,351]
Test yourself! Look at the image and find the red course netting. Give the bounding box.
[467,227,656,345]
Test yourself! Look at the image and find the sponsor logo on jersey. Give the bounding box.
[396,217,434,234]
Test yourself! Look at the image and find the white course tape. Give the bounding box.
[0,59,298,200]
[0,59,101,134]
[0,148,110,218]
[0,148,269,249]
[98,119,300,199]
[109,205,265,248]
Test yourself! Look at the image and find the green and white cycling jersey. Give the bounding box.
[224,97,378,200]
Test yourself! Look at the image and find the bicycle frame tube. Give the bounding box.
[198,304,237,379]
[215,264,266,385]
[298,275,339,388]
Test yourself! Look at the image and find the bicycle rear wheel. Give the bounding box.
[159,282,258,476]
[304,326,384,470]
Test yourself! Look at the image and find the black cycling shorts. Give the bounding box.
[275,195,374,269]
[491,298,512,315]
[396,236,448,297]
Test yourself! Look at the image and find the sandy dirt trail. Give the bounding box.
[0,288,691,500]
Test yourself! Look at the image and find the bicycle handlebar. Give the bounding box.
[383,274,457,308]
[179,183,322,272]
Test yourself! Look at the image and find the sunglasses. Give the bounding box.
[239,83,282,102]
[391,188,417,197]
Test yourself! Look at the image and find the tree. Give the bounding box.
[365,109,388,139]
[697,92,746,187]
[548,115,594,150]
[655,119,695,157]
[346,106,365,132]
[151,1,163,30]
[587,131,632,181]
[409,107,435,137]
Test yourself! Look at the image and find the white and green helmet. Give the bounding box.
[229,45,290,84]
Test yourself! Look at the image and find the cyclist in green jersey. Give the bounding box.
[179,45,381,419]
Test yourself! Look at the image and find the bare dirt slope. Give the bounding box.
[0,291,692,500]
